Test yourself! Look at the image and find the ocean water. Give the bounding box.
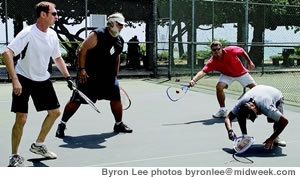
[158,43,283,60]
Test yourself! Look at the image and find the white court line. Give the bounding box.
[86,140,300,167]
[286,139,300,144]
[87,150,222,167]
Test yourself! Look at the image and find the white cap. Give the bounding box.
[107,13,126,25]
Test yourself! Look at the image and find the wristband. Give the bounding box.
[78,67,85,71]
[65,76,71,80]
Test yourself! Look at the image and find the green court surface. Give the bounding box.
[0,78,300,167]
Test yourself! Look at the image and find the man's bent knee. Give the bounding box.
[216,82,227,91]
[48,108,61,119]
[247,83,256,89]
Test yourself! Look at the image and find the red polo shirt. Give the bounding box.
[202,46,248,77]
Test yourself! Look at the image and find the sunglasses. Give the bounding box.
[48,12,57,16]
[116,22,124,27]
[212,48,221,51]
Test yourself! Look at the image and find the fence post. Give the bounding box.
[5,0,10,81]
[85,0,88,38]
[5,0,8,46]
[153,0,158,77]
[168,0,172,80]
[191,0,195,79]
[242,0,249,96]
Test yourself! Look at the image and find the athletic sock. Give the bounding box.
[220,107,226,111]
[34,142,44,146]
[115,121,122,125]
[10,154,17,158]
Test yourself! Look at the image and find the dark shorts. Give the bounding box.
[70,76,121,104]
[11,74,60,113]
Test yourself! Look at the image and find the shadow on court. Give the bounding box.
[223,144,286,158]
[27,158,56,167]
[162,117,238,126]
[59,132,118,149]
[223,144,286,164]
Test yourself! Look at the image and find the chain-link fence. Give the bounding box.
[155,0,300,106]
[1,0,300,105]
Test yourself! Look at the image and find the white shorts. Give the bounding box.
[218,73,255,87]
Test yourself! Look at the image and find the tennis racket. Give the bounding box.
[233,135,255,154]
[166,84,190,102]
[71,84,101,114]
[120,86,131,110]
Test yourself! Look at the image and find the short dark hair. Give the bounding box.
[35,1,55,18]
[210,41,222,49]
[238,101,257,122]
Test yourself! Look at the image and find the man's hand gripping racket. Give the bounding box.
[66,77,100,114]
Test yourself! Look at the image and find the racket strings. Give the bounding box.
[120,92,130,109]
[166,86,188,101]
[120,87,131,110]
[237,138,251,149]
[233,136,255,154]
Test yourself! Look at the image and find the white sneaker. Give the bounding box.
[29,143,57,159]
[213,109,227,118]
[8,154,25,167]
[274,137,286,147]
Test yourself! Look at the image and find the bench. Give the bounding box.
[273,48,296,66]
[272,58,300,66]
[282,48,295,66]
[272,58,280,66]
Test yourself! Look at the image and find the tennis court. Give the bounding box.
[0,78,300,167]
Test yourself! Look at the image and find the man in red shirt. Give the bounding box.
[190,41,256,118]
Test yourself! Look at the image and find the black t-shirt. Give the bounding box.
[85,27,124,84]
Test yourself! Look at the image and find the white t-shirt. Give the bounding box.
[8,24,61,81]
[232,85,283,122]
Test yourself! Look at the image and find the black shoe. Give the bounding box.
[114,122,133,133]
[55,123,66,138]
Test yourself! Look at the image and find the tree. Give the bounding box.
[248,0,300,66]
[0,0,154,67]
[156,0,300,67]
[1,0,300,68]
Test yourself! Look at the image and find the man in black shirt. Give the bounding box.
[56,12,132,138]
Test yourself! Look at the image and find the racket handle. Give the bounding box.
[65,77,76,90]
[228,130,237,141]
[180,84,190,88]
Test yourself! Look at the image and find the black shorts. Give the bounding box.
[11,74,60,113]
[70,76,121,104]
